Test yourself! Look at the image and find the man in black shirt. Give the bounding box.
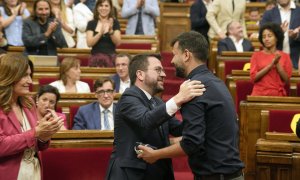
[22,0,67,55]
[138,31,245,180]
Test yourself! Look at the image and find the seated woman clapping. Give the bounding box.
[36,85,67,130]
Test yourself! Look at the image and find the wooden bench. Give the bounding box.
[216,51,253,81]
[239,96,300,180]
[209,40,261,73]
[226,70,300,102]
[31,67,116,91]
[256,132,300,180]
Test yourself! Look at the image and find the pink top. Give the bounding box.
[250,51,293,96]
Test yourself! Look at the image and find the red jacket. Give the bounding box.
[0,104,49,180]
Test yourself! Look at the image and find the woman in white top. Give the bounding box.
[0,0,30,46]
[73,0,93,48]
[50,57,91,93]
[50,0,75,47]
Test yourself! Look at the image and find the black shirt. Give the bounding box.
[179,65,244,176]
[86,19,120,55]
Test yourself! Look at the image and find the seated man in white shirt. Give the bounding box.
[217,21,254,55]
[111,54,131,93]
[72,78,116,130]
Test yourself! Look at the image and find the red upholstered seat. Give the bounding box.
[39,77,58,86]
[69,105,79,129]
[235,80,254,114]
[161,52,174,67]
[173,156,193,180]
[296,82,300,96]
[162,79,185,100]
[268,110,299,133]
[41,147,112,180]
[117,43,152,50]
[224,60,248,79]
[81,78,94,92]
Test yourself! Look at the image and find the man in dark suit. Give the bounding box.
[138,31,245,180]
[260,0,300,69]
[105,54,205,180]
[111,54,131,93]
[190,0,212,41]
[72,78,116,130]
[217,21,254,55]
[22,0,67,55]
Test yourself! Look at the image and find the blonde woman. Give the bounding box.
[0,54,63,179]
[50,0,75,47]
[50,57,91,93]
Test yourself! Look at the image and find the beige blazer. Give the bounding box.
[206,0,247,39]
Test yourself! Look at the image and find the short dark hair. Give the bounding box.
[115,53,132,63]
[258,22,284,50]
[129,54,161,85]
[37,85,60,110]
[171,31,209,63]
[93,78,115,91]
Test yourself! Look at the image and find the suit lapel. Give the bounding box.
[7,110,22,133]
[290,9,296,28]
[228,38,237,51]
[93,103,101,129]
[274,8,282,24]
[23,108,37,129]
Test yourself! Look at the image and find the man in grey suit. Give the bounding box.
[22,0,67,55]
[217,21,254,55]
[72,78,116,130]
[105,54,205,180]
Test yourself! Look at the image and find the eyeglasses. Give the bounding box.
[147,67,165,75]
[95,89,114,95]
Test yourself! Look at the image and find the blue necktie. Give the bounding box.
[103,109,111,130]
[149,98,165,142]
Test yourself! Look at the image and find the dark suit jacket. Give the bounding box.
[190,0,210,40]
[72,102,116,130]
[106,86,183,180]
[22,17,67,55]
[111,74,121,93]
[260,5,300,68]
[217,37,254,55]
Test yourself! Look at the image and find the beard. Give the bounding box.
[145,77,164,95]
[175,65,186,78]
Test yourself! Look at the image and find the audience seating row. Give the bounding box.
[238,96,300,180]
[255,109,300,180]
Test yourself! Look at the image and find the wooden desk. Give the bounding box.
[256,132,300,180]
[239,96,300,180]
[50,130,114,148]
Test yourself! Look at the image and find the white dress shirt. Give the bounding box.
[100,104,114,130]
